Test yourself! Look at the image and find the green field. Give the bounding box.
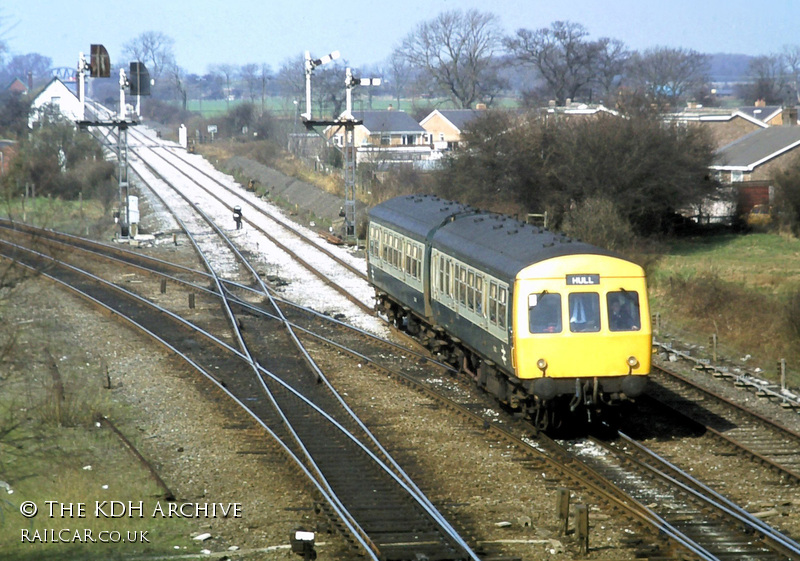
[648,232,800,385]
[654,233,800,298]
[183,95,521,119]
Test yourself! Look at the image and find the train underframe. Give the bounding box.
[377,293,639,432]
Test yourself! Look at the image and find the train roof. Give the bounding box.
[434,212,618,280]
[369,195,623,280]
[368,195,473,240]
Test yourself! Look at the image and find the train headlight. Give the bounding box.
[536,358,548,372]
[627,356,639,370]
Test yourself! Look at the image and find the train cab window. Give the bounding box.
[529,292,562,333]
[569,293,600,332]
[607,291,641,331]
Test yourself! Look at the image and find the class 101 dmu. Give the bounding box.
[367,195,651,431]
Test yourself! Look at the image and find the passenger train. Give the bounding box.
[367,195,651,430]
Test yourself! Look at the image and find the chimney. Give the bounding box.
[782,106,798,126]
[475,103,487,110]
[755,99,766,107]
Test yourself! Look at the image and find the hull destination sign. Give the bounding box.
[566,274,600,286]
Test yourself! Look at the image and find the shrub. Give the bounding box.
[561,196,636,252]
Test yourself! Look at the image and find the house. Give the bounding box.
[28,78,82,127]
[668,106,768,149]
[5,78,28,95]
[420,109,483,150]
[328,110,432,167]
[712,120,800,183]
[330,110,427,148]
[667,104,797,150]
[738,102,784,126]
[710,119,800,215]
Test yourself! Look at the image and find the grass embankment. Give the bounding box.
[0,280,193,560]
[648,232,800,386]
[0,197,116,239]
[198,139,344,198]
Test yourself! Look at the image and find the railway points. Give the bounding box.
[4,100,800,560]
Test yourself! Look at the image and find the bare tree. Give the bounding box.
[505,21,607,105]
[315,61,348,118]
[240,63,259,103]
[395,9,504,108]
[0,9,17,69]
[4,53,52,82]
[276,54,305,104]
[735,55,788,105]
[386,53,413,109]
[592,38,630,103]
[209,63,238,108]
[626,46,710,110]
[259,63,272,114]
[122,31,175,82]
[168,61,189,111]
[781,45,800,103]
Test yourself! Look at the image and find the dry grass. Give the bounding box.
[649,233,800,386]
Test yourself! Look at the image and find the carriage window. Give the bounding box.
[529,292,562,333]
[405,242,422,280]
[607,291,641,331]
[489,282,497,323]
[475,275,484,316]
[369,226,378,257]
[458,266,467,305]
[497,285,507,329]
[569,293,600,332]
[445,259,453,297]
[467,271,475,311]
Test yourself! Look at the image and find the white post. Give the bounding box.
[119,69,127,121]
[78,52,86,120]
[304,51,312,120]
[345,67,353,115]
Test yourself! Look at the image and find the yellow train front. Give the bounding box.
[368,195,651,431]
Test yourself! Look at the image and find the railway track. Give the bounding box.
[22,107,798,559]
[123,123,374,314]
[567,433,800,560]
[646,366,800,483]
[1,175,479,558]
[7,200,800,558]
[222,276,800,560]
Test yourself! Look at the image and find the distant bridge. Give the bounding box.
[50,67,76,82]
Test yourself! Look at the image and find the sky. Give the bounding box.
[4,0,800,76]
